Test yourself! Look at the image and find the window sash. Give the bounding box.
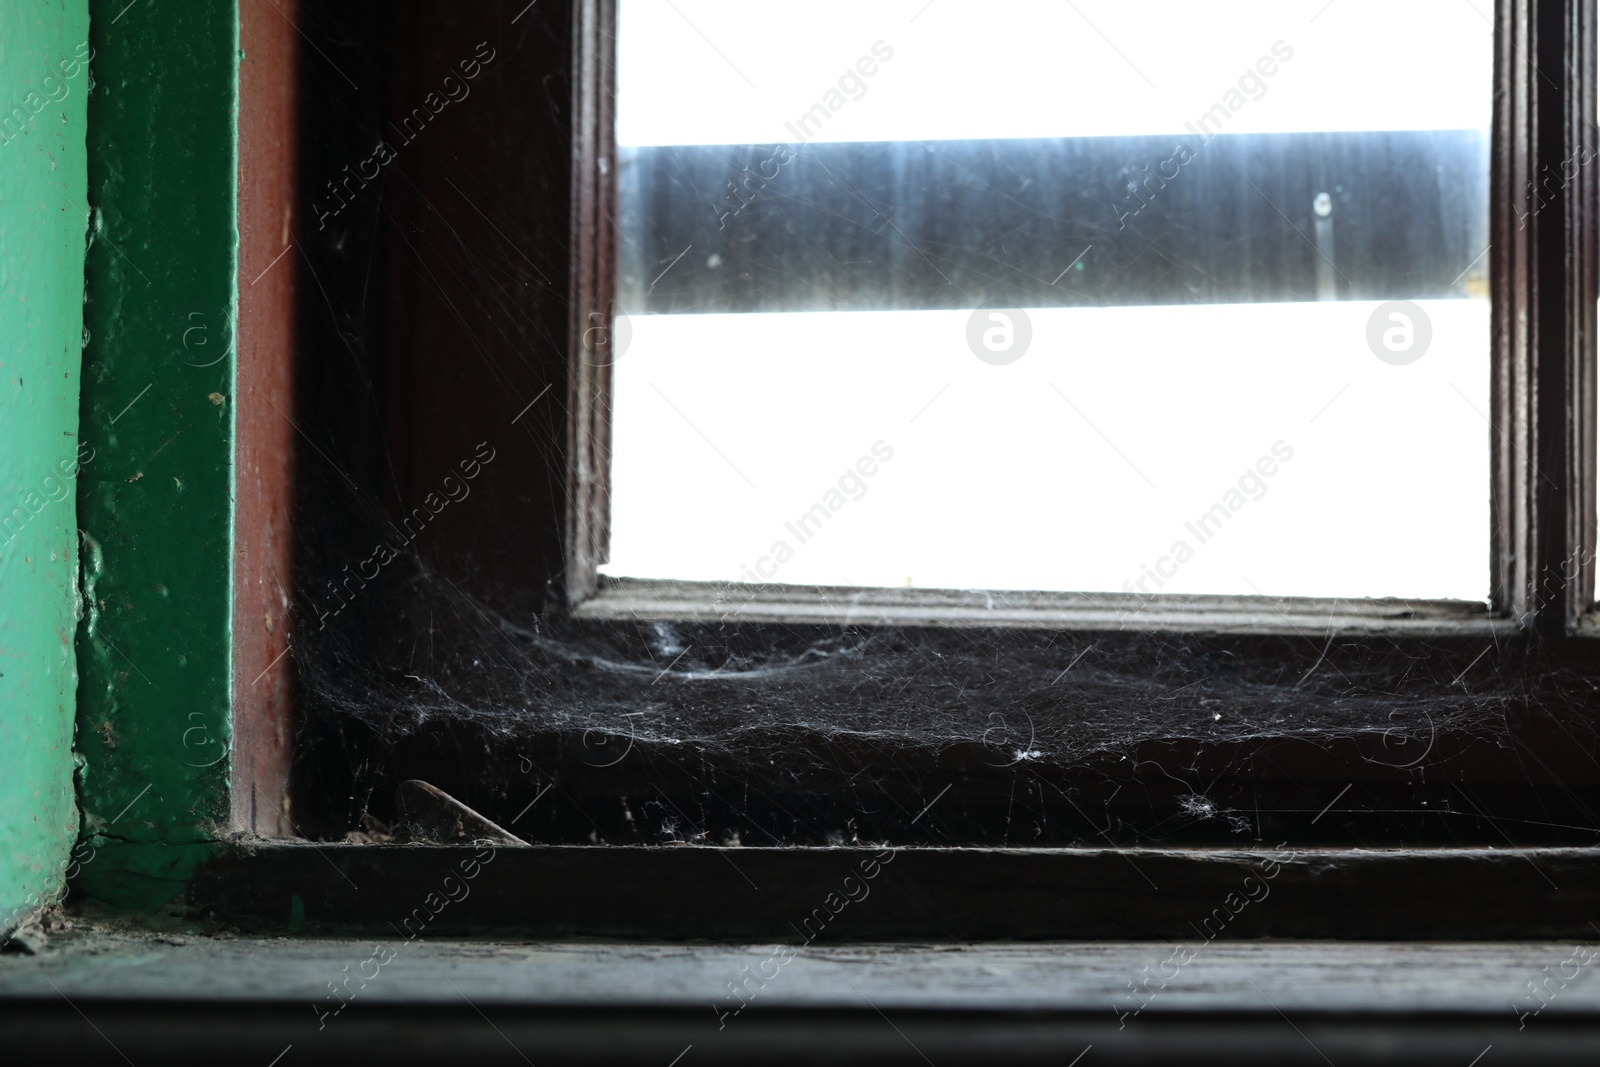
[567,0,1600,636]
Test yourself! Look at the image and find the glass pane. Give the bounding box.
[605,0,1491,601]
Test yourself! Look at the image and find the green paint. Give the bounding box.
[73,840,215,910]
[0,0,91,934]
[74,0,238,907]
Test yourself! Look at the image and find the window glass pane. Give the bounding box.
[606,0,1491,600]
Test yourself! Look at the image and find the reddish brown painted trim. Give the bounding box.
[233,0,299,836]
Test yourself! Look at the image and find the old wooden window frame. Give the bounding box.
[261,0,1600,852]
[188,0,1600,949]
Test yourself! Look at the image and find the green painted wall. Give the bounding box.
[0,0,91,935]
[74,0,237,908]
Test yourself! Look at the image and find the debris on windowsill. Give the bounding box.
[343,812,398,844]
[394,779,528,846]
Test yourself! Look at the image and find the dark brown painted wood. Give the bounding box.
[1568,0,1598,620]
[565,0,617,605]
[380,0,571,615]
[284,0,578,835]
[191,842,1600,941]
[233,0,300,836]
[1492,0,1596,631]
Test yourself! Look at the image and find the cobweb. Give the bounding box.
[288,524,1580,848]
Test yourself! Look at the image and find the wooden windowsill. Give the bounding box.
[183,842,1600,941]
[3,918,1598,1063]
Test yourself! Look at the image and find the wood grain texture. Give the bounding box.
[2,920,1599,1063]
[3,923,1599,1014]
[578,578,1511,634]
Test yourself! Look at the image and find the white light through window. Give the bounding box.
[605,0,1492,601]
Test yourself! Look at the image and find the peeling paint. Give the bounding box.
[0,0,90,937]
[74,0,238,909]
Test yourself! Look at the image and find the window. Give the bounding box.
[602,0,1495,605]
[277,0,1600,863]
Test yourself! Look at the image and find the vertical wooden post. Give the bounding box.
[75,0,239,906]
[233,0,299,837]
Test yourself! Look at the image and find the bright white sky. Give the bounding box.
[618,0,1493,145]
[607,1,1494,601]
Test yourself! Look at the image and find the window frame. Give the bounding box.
[1491,0,1600,633]
[265,0,1600,863]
